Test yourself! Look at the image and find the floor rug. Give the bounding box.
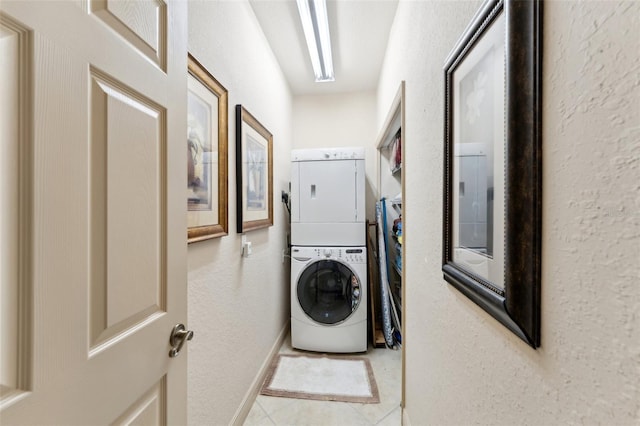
[260,353,380,404]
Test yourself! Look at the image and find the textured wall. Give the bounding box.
[292,92,378,221]
[377,0,640,424]
[187,1,292,424]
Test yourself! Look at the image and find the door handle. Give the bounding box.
[169,323,194,358]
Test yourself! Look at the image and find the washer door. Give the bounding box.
[297,259,362,325]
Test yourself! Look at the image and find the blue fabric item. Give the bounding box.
[376,200,395,348]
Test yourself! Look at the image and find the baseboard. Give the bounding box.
[402,406,411,426]
[230,321,289,426]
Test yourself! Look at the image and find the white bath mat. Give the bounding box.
[260,353,379,403]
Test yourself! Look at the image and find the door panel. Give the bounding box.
[90,70,165,336]
[90,0,166,70]
[111,377,166,426]
[0,0,187,423]
[0,12,31,400]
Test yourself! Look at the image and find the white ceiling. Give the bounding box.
[249,0,399,96]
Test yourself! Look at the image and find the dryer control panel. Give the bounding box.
[291,147,365,162]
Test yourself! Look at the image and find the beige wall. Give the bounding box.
[377,0,640,424]
[187,1,292,424]
[292,92,378,221]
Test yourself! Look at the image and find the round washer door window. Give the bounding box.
[297,259,362,325]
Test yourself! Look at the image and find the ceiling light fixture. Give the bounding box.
[296,0,335,82]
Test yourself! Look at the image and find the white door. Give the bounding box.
[0,0,188,424]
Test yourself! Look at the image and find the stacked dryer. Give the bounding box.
[290,147,367,353]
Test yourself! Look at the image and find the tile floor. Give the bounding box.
[244,335,402,426]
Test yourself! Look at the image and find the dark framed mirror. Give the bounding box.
[442,0,542,347]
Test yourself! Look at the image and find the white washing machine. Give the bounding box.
[290,246,368,353]
[291,147,366,246]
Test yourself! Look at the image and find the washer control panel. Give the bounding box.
[344,248,366,264]
[292,247,366,264]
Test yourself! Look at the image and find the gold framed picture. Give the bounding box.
[187,53,228,243]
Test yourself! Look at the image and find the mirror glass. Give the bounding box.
[452,12,505,288]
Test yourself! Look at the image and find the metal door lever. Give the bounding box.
[169,323,194,358]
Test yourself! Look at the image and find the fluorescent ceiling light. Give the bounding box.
[296,0,334,82]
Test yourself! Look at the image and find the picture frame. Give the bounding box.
[235,105,273,233]
[442,0,542,347]
[187,53,229,243]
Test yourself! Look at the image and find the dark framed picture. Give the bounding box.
[235,105,273,233]
[442,0,542,347]
[187,53,229,243]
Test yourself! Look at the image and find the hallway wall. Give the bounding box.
[377,0,640,424]
[292,91,378,221]
[187,1,293,424]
